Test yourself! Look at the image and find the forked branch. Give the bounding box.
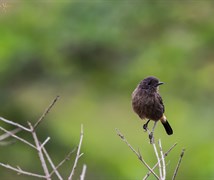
[116,127,185,180]
[0,96,86,180]
[116,128,159,179]
[68,124,84,180]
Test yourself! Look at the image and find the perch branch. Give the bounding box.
[172,149,185,180]
[34,95,60,130]
[68,124,84,180]
[145,127,163,179]
[158,139,166,179]
[116,128,159,179]
[152,141,163,179]
[143,143,177,180]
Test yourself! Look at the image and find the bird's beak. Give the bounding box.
[156,82,164,86]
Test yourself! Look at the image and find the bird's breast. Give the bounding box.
[132,91,163,121]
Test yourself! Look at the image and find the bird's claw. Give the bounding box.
[143,123,148,131]
[149,132,154,144]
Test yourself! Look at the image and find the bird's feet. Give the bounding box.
[143,119,150,132]
[143,123,148,132]
[149,132,154,144]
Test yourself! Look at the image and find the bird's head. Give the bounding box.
[139,76,164,91]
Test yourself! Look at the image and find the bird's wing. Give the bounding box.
[158,94,165,113]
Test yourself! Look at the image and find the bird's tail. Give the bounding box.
[161,120,173,135]
[160,115,173,135]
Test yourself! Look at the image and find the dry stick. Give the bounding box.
[116,129,159,179]
[0,96,60,179]
[42,147,63,180]
[143,143,177,180]
[0,162,46,179]
[150,121,157,144]
[28,122,51,180]
[80,164,87,180]
[0,117,31,132]
[158,139,166,179]
[68,124,84,180]
[34,95,60,130]
[152,141,163,179]
[0,126,36,149]
[146,123,163,179]
[40,137,50,149]
[172,149,185,180]
[0,128,21,141]
[49,148,77,177]
[0,140,16,146]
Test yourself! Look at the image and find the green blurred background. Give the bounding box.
[0,0,214,179]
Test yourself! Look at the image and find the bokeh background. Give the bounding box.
[1,0,214,179]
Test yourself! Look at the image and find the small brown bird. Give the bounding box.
[132,76,173,135]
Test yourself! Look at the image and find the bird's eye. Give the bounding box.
[148,81,151,85]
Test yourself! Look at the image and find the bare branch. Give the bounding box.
[68,124,84,180]
[41,137,50,149]
[0,140,16,146]
[42,147,63,180]
[143,143,177,180]
[34,95,60,130]
[0,128,21,141]
[0,162,46,179]
[80,164,87,180]
[146,127,164,179]
[116,128,159,179]
[0,126,36,149]
[152,141,163,179]
[0,117,31,132]
[0,96,87,180]
[28,122,51,180]
[172,149,185,180]
[164,143,177,157]
[50,148,76,177]
[158,139,165,179]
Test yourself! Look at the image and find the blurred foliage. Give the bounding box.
[0,0,214,179]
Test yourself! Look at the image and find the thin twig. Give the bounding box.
[41,137,50,149]
[0,140,16,146]
[116,128,159,179]
[80,164,87,180]
[34,95,60,130]
[50,148,76,177]
[28,122,51,180]
[158,139,166,179]
[164,143,177,157]
[68,124,84,180]
[0,117,31,132]
[0,162,46,179]
[149,121,157,144]
[0,126,36,149]
[152,142,163,179]
[42,147,63,180]
[146,126,163,179]
[172,149,185,180]
[0,128,21,141]
[143,143,177,180]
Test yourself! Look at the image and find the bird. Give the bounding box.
[132,76,173,137]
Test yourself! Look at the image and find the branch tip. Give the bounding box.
[34,96,60,130]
